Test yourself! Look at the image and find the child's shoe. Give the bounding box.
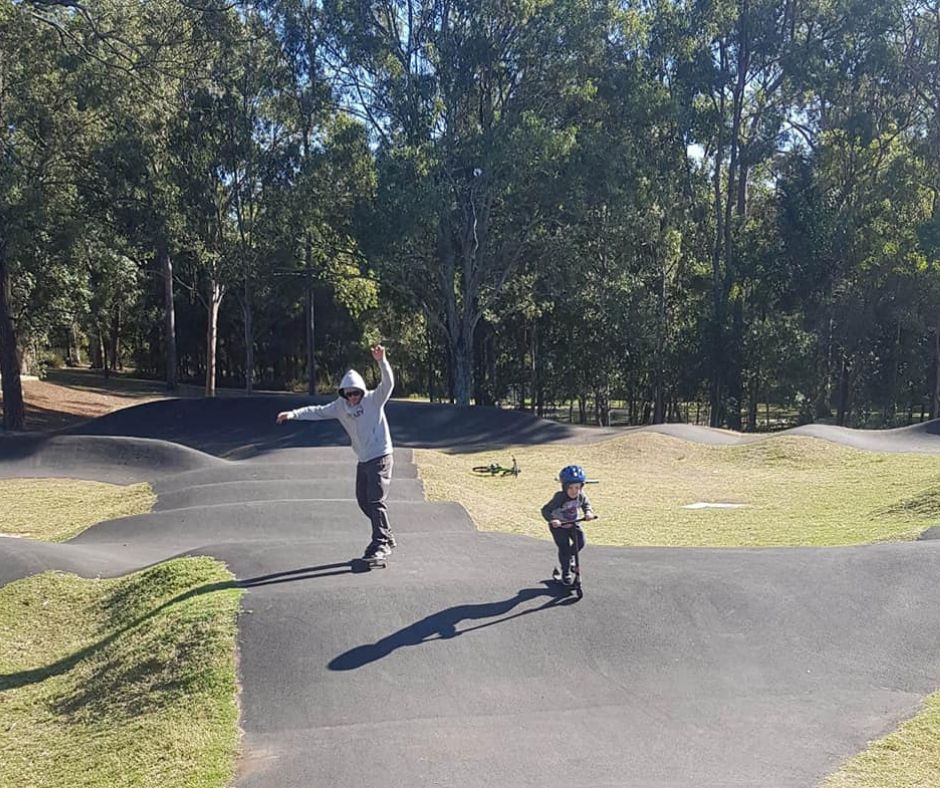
[388,533,397,549]
[561,573,575,586]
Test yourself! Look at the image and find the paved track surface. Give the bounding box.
[3,401,940,787]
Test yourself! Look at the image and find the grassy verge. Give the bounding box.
[417,432,940,548]
[822,692,940,787]
[0,557,242,788]
[0,479,155,541]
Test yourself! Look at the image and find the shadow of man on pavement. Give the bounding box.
[237,561,371,588]
[329,583,573,671]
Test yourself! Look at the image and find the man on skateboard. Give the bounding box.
[276,345,397,563]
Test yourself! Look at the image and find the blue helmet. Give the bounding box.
[559,465,586,485]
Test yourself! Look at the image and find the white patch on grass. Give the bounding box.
[683,502,749,509]
[0,533,27,538]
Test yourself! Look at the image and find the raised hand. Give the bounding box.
[371,344,385,362]
[276,411,291,424]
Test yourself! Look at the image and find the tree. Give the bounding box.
[0,1,88,429]
[328,0,603,405]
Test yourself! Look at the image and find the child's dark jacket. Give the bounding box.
[541,490,593,524]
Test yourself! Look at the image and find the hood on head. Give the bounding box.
[339,369,367,396]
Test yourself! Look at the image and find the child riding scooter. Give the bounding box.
[541,465,597,596]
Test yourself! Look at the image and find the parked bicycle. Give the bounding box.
[472,456,521,477]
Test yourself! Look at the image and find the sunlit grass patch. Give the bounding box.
[0,557,242,788]
[0,478,155,541]
[822,691,940,788]
[416,433,940,547]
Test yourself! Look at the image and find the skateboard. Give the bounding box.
[355,555,388,570]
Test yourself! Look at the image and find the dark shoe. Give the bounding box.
[363,541,381,559]
[561,573,575,586]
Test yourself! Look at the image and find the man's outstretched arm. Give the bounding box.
[371,344,394,406]
[276,399,341,424]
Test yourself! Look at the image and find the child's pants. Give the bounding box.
[356,453,394,545]
[551,524,585,575]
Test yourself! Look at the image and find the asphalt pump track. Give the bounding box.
[3,399,940,787]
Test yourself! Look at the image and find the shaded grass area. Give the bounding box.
[417,432,940,548]
[0,558,242,788]
[822,692,940,788]
[0,479,155,541]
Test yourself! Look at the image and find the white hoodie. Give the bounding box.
[286,357,394,462]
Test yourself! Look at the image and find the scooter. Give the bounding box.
[550,516,595,600]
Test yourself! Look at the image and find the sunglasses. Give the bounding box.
[342,389,364,399]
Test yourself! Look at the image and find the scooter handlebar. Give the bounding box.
[550,516,598,528]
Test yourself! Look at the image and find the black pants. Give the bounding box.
[551,525,585,574]
[356,453,393,545]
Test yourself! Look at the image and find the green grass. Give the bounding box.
[0,479,155,541]
[822,692,940,787]
[417,432,940,547]
[0,557,242,788]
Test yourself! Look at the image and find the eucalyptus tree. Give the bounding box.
[779,0,935,424]
[666,0,807,427]
[0,1,92,429]
[326,0,606,406]
[21,0,235,393]
[253,0,380,393]
[171,79,240,397]
[902,0,940,415]
[215,9,295,391]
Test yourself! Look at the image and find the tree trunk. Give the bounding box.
[534,323,544,418]
[205,279,224,397]
[159,236,178,391]
[109,306,121,372]
[884,316,901,425]
[305,236,316,396]
[727,295,744,430]
[595,384,610,427]
[90,327,104,370]
[487,330,499,408]
[443,305,474,408]
[68,324,82,366]
[709,62,727,428]
[98,325,109,380]
[473,317,490,406]
[425,306,435,403]
[933,312,940,419]
[452,330,472,406]
[528,321,537,414]
[653,261,667,424]
[814,314,834,419]
[0,250,25,431]
[242,279,254,393]
[746,376,759,432]
[836,354,851,426]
